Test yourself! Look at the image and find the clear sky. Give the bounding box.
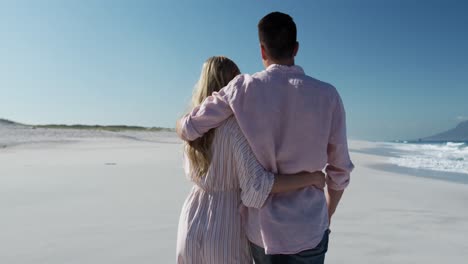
[1,0,467,140]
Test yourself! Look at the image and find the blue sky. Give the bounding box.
[0,0,467,140]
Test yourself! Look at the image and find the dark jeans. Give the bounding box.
[250,230,330,264]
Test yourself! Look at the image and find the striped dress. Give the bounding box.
[176,117,275,264]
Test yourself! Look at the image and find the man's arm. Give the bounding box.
[325,91,354,226]
[326,166,346,226]
[176,76,244,141]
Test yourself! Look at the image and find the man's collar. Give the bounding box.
[266,64,305,74]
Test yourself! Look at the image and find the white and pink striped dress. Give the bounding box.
[176,117,275,264]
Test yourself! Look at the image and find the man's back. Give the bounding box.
[233,64,353,254]
[236,64,337,174]
[179,63,353,254]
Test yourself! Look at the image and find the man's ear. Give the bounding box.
[293,41,299,57]
[260,44,268,60]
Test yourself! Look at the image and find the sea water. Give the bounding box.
[386,141,468,175]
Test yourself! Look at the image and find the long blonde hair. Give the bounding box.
[185,56,240,180]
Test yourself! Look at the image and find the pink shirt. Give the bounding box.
[179,64,354,254]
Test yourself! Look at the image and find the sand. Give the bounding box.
[1,136,467,263]
[328,141,468,263]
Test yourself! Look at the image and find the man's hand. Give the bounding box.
[175,118,185,140]
[326,187,344,227]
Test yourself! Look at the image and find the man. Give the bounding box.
[177,12,354,264]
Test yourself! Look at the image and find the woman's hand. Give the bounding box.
[271,170,326,193]
[300,171,326,189]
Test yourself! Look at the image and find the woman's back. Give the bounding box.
[194,117,241,191]
[177,117,274,264]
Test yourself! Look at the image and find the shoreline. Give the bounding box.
[349,140,468,182]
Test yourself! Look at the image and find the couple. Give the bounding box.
[176,12,354,264]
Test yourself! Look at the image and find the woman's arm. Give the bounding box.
[271,171,325,193]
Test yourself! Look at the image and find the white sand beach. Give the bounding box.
[1,131,467,263]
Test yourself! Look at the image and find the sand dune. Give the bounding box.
[1,135,467,263]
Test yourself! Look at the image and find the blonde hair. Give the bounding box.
[185,56,240,181]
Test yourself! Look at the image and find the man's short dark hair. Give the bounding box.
[258,12,297,61]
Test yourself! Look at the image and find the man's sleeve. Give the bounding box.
[178,75,243,141]
[325,91,354,190]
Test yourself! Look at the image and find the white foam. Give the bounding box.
[386,142,468,174]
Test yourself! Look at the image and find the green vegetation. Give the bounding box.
[34,124,174,132]
[0,118,22,125]
[1,118,174,132]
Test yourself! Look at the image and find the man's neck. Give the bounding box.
[265,58,295,68]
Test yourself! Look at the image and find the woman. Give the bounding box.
[176,56,325,263]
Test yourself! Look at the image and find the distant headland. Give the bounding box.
[416,120,468,142]
[0,118,174,132]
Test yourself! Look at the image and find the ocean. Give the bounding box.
[387,141,468,175]
[351,141,468,184]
